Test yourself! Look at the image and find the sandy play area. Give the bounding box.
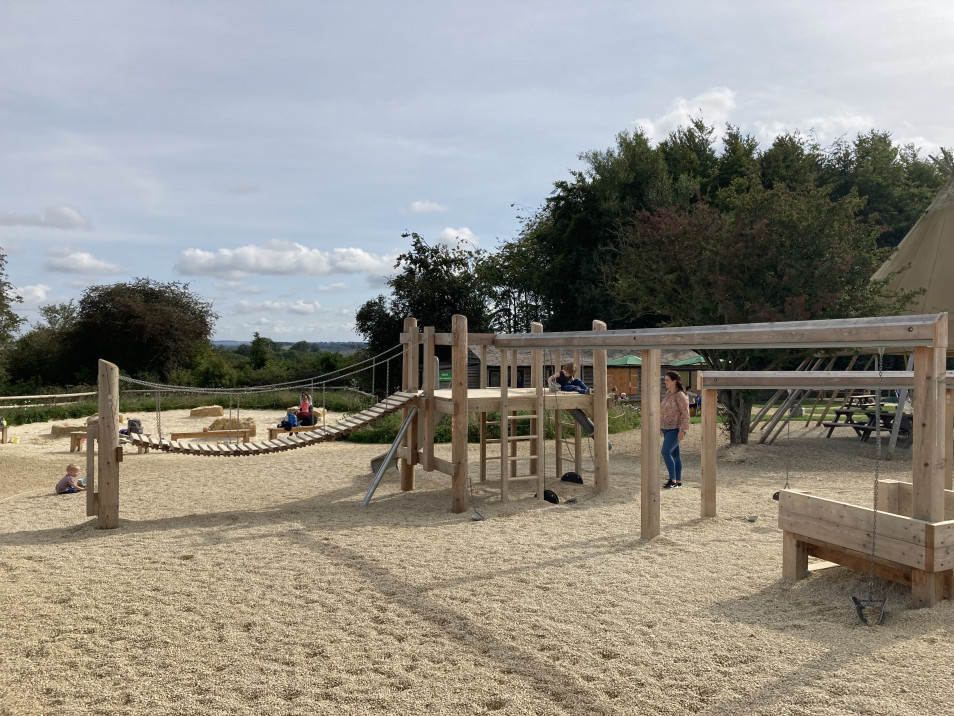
[1,408,953,715]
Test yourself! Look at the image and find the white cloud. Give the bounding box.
[317,282,348,293]
[10,284,51,304]
[234,299,324,315]
[175,240,396,279]
[0,205,92,229]
[44,249,122,274]
[402,199,448,214]
[634,87,737,144]
[438,226,479,248]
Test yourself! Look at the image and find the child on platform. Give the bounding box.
[548,362,589,394]
[55,464,86,494]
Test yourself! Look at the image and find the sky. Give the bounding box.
[2,1,953,343]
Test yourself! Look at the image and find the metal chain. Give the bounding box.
[155,389,163,440]
[867,348,885,602]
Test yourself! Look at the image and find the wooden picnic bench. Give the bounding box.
[822,408,869,438]
[70,431,86,452]
[169,429,251,443]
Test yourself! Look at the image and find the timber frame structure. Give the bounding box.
[89,312,952,608]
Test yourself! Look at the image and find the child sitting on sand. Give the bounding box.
[278,409,300,431]
[55,464,86,494]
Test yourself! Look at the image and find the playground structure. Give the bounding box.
[87,312,953,608]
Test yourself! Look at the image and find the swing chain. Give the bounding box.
[867,349,884,602]
[155,389,163,440]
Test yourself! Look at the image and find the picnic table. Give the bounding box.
[822,408,870,438]
[858,410,913,444]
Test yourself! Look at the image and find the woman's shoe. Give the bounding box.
[663,480,677,490]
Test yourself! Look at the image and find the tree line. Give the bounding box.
[0,119,948,441]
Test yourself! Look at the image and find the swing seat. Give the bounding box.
[852,596,886,625]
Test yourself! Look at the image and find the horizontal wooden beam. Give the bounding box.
[492,314,945,350]
[699,370,954,390]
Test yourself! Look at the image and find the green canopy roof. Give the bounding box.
[607,355,641,366]
[670,355,707,367]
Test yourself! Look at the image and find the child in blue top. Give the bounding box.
[548,362,589,394]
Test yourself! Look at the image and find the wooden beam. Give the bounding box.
[96,360,120,529]
[592,320,609,492]
[641,348,661,539]
[401,317,418,493]
[451,314,469,513]
[493,314,944,351]
[699,380,717,518]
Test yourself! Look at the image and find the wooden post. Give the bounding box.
[85,422,98,518]
[531,323,543,480]
[781,531,808,580]
[946,388,953,492]
[401,318,418,492]
[479,343,488,482]
[451,314,469,513]
[553,349,563,480]
[500,347,510,502]
[96,360,120,529]
[699,377,717,518]
[641,348,661,539]
[422,326,435,472]
[592,320,609,492]
[573,349,582,474]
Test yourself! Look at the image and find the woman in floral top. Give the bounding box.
[660,370,691,489]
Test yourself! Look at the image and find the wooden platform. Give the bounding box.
[268,425,329,440]
[431,387,597,414]
[779,489,954,607]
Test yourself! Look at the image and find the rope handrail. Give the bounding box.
[118,343,403,395]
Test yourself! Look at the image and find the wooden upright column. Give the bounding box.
[96,360,120,529]
[699,376,717,518]
[592,320,609,492]
[401,318,419,492]
[641,349,661,539]
[422,326,436,472]
[910,315,947,607]
[451,314,469,513]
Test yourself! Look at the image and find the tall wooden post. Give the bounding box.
[401,317,419,492]
[592,320,609,491]
[479,344,488,482]
[422,326,436,472]
[531,323,543,479]
[96,360,120,529]
[553,349,563,480]
[699,376,717,518]
[640,349,661,539]
[451,314,469,513]
[910,315,947,607]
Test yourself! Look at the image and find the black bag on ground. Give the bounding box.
[535,489,560,504]
[561,471,583,484]
[127,419,143,435]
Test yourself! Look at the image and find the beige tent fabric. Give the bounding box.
[872,168,954,322]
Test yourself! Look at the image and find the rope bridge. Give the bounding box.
[124,391,420,457]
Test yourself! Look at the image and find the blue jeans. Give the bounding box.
[560,379,587,394]
[661,429,682,482]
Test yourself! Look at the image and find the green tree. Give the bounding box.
[822,130,947,247]
[5,303,80,388]
[615,179,919,443]
[248,332,275,370]
[0,248,24,379]
[71,278,218,381]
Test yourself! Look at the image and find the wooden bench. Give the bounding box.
[169,429,251,443]
[268,425,323,440]
[70,431,86,452]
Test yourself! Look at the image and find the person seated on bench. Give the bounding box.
[548,362,589,394]
[298,409,317,427]
[278,409,300,432]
